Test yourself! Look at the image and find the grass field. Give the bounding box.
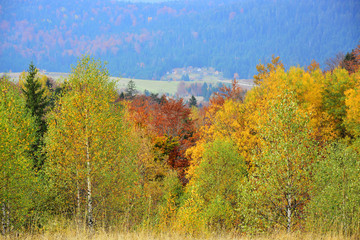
[2,230,356,240]
[1,72,253,96]
[114,77,182,95]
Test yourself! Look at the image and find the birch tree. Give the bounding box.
[248,93,318,232]
[45,56,142,230]
[177,138,246,233]
[306,142,360,235]
[0,76,36,234]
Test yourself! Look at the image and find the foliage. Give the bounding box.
[2,53,360,237]
[125,80,138,99]
[188,95,197,108]
[253,55,284,85]
[1,0,359,79]
[0,76,36,234]
[157,170,183,230]
[21,62,49,171]
[343,44,360,74]
[306,142,360,235]
[45,56,144,230]
[128,94,196,184]
[176,139,246,233]
[251,65,337,142]
[322,68,357,137]
[245,94,318,232]
[344,79,360,140]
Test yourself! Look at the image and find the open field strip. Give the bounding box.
[114,77,182,95]
[1,72,253,95]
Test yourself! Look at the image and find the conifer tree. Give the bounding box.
[22,62,48,171]
[125,80,137,99]
[189,95,197,107]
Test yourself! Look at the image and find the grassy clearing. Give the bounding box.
[2,72,184,95]
[114,77,181,95]
[1,72,70,83]
[1,72,253,95]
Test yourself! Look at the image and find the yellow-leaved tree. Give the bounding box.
[243,93,319,233]
[344,71,360,151]
[176,138,246,233]
[45,56,143,231]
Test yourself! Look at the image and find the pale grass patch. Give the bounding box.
[0,230,357,240]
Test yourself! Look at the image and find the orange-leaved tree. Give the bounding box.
[129,94,196,184]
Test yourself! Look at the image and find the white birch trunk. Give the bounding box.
[76,171,81,229]
[6,204,9,235]
[287,195,292,233]
[86,130,93,230]
[286,155,292,233]
[2,202,5,235]
[87,161,93,230]
[2,202,10,235]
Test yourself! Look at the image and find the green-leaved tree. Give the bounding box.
[176,138,246,233]
[246,93,318,233]
[0,76,36,234]
[306,142,360,235]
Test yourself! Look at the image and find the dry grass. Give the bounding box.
[1,230,357,240]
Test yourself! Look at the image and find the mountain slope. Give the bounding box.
[0,0,359,78]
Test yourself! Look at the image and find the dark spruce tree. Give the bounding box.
[189,95,197,107]
[22,62,48,171]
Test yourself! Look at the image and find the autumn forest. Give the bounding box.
[1,43,360,239]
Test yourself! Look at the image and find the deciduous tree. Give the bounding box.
[45,56,143,230]
[0,76,36,234]
[247,93,318,232]
[306,142,360,235]
[177,139,246,233]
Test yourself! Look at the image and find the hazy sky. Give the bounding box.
[116,0,173,2]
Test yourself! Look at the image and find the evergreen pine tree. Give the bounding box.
[125,79,137,99]
[189,95,197,107]
[22,62,48,171]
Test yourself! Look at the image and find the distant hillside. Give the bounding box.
[0,0,359,79]
[3,72,254,98]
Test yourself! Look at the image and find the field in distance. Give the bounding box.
[1,72,254,96]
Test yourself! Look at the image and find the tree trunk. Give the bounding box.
[286,195,292,233]
[86,136,93,231]
[87,162,93,230]
[342,168,346,231]
[6,204,9,235]
[2,202,6,235]
[2,202,10,235]
[76,171,81,229]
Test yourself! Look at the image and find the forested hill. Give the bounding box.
[1,0,359,79]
